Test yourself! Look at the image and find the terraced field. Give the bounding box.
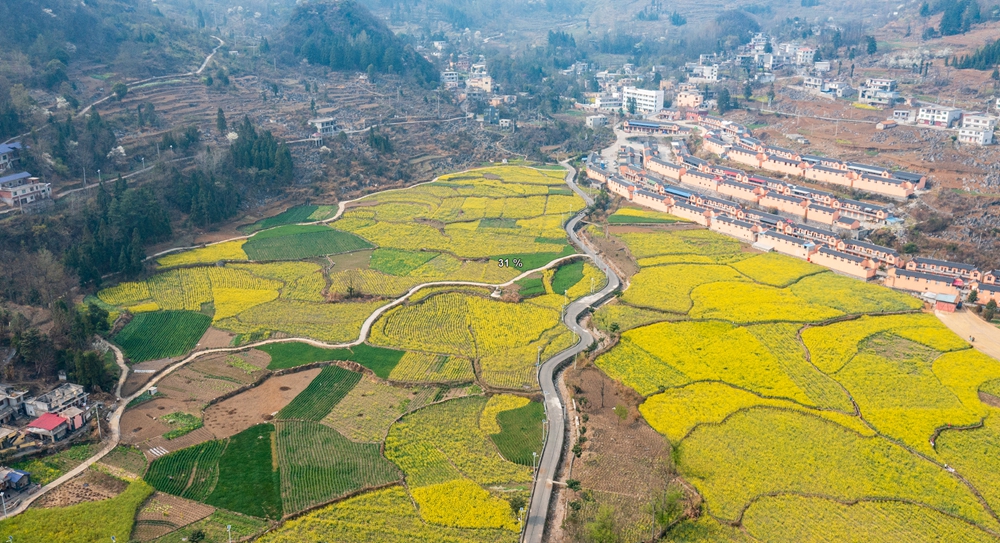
[589,226,1000,541]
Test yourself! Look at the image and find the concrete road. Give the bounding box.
[522,161,621,543]
[935,309,1000,362]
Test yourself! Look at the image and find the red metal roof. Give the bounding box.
[29,413,68,432]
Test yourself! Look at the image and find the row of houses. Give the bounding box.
[703,132,926,200]
[640,152,890,226]
[588,158,999,305]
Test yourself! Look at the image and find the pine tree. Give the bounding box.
[217,108,227,134]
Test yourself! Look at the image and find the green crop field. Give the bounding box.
[10,443,97,485]
[551,261,584,295]
[206,424,283,519]
[149,510,269,543]
[369,248,438,276]
[275,420,400,513]
[491,400,545,466]
[260,341,405,377]
[145,440,226,500]
[161,412,203,440]
[515,276,545,297]
[243,224,374,260]
[239,205,337,234]
[114,311,211,363]
[278,366,362,421]
[0,480,153,542]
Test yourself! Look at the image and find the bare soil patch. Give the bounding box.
[132,492,216,542]
[203,369,321,439]
[122,358,177,398]
[197,327,237,350]
[581,228,639,282]
[120,397,183,445]
[32,468,129,509]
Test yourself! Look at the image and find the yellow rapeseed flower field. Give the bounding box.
[411,479,519,531]
[156,240,249,267]
[622,264,747,313]
[479,394,530,434]
[730,252,825,287]
[689,281,844,323]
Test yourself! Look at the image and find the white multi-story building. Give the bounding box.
[893,110,916,123]
[917,105,963,128]
[858,79,899,107]
[795,47,815,65]
[803,76,824,90]
[622,87,664,113]
[586,115,609,128]
[308,117,337,136]
[440,71,460,84]
[685,63,719,82]
[0,172,51,207]
[23,383,88,418]
[595,93,622,111]
[958,113,996,144]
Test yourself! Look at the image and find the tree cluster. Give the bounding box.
[953,38,1000,69]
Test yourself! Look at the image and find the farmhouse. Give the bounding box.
[710,216,760,243]
[671,201,713,226]
[758,230,818,259]
[633,189,674,213]
[680,170,720,192]
[622,120,687,136]
[760,192,809,218]
[25,413,69,443]
[884,268,960,297]
[843,240,901,266]
[0,386,26,425]
[718,180,764,204]
[0,142,21,172]
[982,270,1000,285]
[803,164,854,188]
[727,146,762,169]
[763,155,805,176]
[853,173,915,199]
[0,172,51,207]
[805,203,840,225]
[646,157,684,180]
[789,223,841,247]
[0,468,30,491]
[978,283,1000,305]
[838,199,889,222]
[24,383,88,418]
[703,136,730,156]
[905,257,981,282]
[810,247,876,279]
[607,177,635,200]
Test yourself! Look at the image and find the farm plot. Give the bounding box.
[147,509,268,543]
[387,352,476,383]
[490,400,544,466]
[157,240,249,268]
[239,204,338,234]
[32,468,128,509]
[622,264,747,313]
[203,369,320,439]
[369,248,439,276]
[323,378,438,442]
[257,485,518,543]
[608,207,686,225]
[0,480,153,543]
[11,443,97,485]
[369,291,570,389]
[277,366,361,421]
[114,311,211,363]
[242,224,374,261]
[730,252,826,287]
[259,341,404,377]
[145,439,227,501]
[131,492,215,542]
[215,298,383,343]
[274,420,400,514]
[204,424,282,519]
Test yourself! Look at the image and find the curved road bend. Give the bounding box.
[523,161,621,543]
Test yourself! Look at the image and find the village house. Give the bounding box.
[982,270,1000,284]
[853,173,915,199]
[803,164,855,188]
[762,154,805,176]
[706,164,746,181]
[843,240,902,266]
[789,223,842,248]
[675,90,704,109]
[25,413,69,443]
[680,170,720,193]
[622,120,687,136]
[646,157,684,181]
[916,105,963,128]
[0,386,27,425]
[0,172,52,207]
[743,209,789,229]
[710,216,760,243]
[586,164,611,184]
[727,146,763,169]
[633,189,674,213]
[806,203,840,225]
[977,283,1000,305]
[834,216,862,231]
[760,192,810,218]
[757,230,818,259]
[703,136,730,156]
[23,383,88,418]
[0,142,21,172]
[718,180,765,204]
[810,246,877,279]
[905,257,981,282]
[838,199,890,222]
[671,201,713,226]
[0,468,30,492]
[884,268,960,297]
[607,177,635,200]
[692,194,741,216]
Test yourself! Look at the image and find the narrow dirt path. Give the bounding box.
[935,309,1000,362]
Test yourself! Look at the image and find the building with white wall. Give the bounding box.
[622,87,664,113]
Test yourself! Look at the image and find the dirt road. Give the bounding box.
[935,309,1000,362]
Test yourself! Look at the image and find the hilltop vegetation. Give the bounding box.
[274,0,438,86]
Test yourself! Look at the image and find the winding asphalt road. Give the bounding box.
[523,162,621,543]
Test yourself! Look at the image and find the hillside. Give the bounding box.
[272,0,438,86]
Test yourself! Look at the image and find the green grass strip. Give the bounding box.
[491,401,545,466]
[551,260,585,295]
[260,342,405,377]
[277,366,361,421]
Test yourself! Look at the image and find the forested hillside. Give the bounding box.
[273,0,439,86]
